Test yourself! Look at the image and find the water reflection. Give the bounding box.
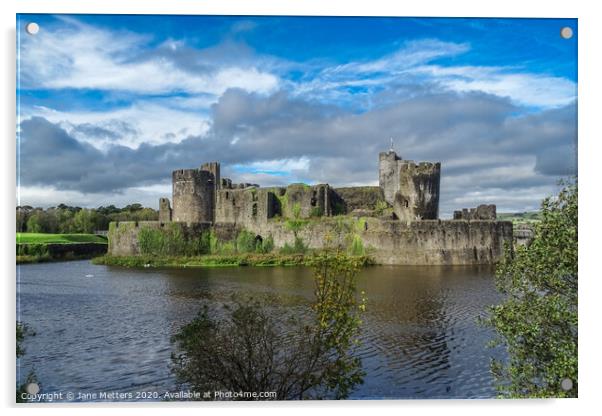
[17,261,504,400]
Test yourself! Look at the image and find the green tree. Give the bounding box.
[73,209,97,233]
[171,251,366,400]
[26,211,46,233]
[487,180,577,398]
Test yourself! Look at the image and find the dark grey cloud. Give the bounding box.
[18,88,577,214]
[68,120,139,142]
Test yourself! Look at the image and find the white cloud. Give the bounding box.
[19,18,280,96]
[292,40,576,110]
[242,157,311,172]
[24,103,211,150]
[412,65,577,108]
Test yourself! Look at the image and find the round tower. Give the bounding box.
[379,150,402,205]
[171,169,215,223]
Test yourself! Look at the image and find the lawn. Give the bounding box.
[16,233,107,244]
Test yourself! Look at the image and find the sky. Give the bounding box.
[16,14,577,217]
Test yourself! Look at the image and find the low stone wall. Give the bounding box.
[245,218,512,265]
[107,217,512,265]
[107,221,212,256]
[514,224,535,247]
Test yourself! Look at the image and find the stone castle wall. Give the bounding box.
[108,218,513,265]
[215,184,334,226]
[332,186,385,213]
[395,161,441,221]
[172,169,215,223]
[453,204,496,220]
[108,152,512,265]
[379,151,440,222]
[107,221,212,256]
[159,198,172,222]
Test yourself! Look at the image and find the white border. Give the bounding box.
[3,1,600,416]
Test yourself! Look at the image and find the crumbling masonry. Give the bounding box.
[110,150,512,265]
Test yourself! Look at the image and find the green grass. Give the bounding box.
[93,253,375,269]
[16,233,107,244]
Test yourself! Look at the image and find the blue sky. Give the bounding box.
[16,14,577,216]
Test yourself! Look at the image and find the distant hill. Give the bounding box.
[497,212,541,224]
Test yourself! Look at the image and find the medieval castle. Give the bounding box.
[108,150,512,265]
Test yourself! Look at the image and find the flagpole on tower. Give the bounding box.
[389,137,394,152]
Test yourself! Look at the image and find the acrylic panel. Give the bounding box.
[16,14,578,402]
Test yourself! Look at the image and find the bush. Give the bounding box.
[348,235,365,256]
[17,244,49,257]
[487,180,577,398]
[236,230,257,253]
[292,202,302,219]
[138,225,211,257]
[256,235,274,253]
[310,206,322,218]
[280,236,307,254]
[171,251,366,400]
[374,200,390,216]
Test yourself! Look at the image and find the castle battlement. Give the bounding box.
[163,150,446,225]
[108,149,511,265]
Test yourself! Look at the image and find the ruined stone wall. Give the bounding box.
[215,184,333,225]
[395,161,441,222]
[379,151,441,222]
[282,184,331,218]
[108,217,513,265]
[231,218,513,265]
[172,169,215,223]
[107,221,212,256]
[379,151,402,205]
[453,204,496,220]
[215,187,264,225]
[514,224,535,247]
[333,186,385,213]
[200,162,220,190]
[359,219,511,265]
[159,198,172,222]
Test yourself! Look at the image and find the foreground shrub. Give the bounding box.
[487,180,577,398]
[171,251,366,400]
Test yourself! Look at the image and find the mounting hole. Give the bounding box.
[560,378,573,391]
[25,382,40,395]
[25,22,39,35]
[560,26,573,39]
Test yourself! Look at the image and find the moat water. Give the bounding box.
[17,260,506,401]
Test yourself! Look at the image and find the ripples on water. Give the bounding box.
[17,260,505,401]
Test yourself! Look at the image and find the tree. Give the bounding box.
[487,180,577,398]
[171,251,366,400]
[73,209,97,233]
[26,211,46,233]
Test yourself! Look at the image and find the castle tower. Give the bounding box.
[379,150,402,205]
[200,162,220,191]
[159,197,172,222]
[378,150,441,222]
[171,168,216,223]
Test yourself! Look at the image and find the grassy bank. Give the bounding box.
[16,233,107,244]
[16,233,108,264]
[17,252,97,264]
[93,253,375,268]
